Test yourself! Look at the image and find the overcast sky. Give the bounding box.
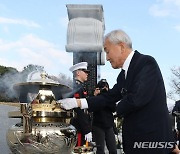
[0,0,180,108]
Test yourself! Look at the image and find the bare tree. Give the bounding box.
[22,64,44,82]
[48,73,73,88]
[167,66,180,101]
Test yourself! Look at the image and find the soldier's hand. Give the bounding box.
[58,98,78,110]
[85,132,92,142]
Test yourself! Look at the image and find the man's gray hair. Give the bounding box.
[104,29,132,49]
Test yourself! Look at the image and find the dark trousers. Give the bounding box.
[93,126,117,154]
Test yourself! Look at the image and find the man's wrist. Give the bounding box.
[79,98,88,109]
[76,98,88,109]
[77,99,81,108]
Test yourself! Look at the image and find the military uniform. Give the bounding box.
[70,79,92,146]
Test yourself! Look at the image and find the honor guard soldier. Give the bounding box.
[69,62,92,147]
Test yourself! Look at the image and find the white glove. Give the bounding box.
[85,132,92,142]
[58,98,78,110]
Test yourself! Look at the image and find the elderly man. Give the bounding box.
[59,30,178,154]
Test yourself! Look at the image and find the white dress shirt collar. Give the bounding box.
[122,51,135,78]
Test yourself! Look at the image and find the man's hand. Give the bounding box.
[85,132,92,142]
[172,145,180,154]
[58,98,78,110]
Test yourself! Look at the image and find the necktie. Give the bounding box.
[120,69,125,81]
[117,69,125,82]
[120,69,127,96]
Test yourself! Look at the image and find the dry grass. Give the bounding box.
[0,102,20,107]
